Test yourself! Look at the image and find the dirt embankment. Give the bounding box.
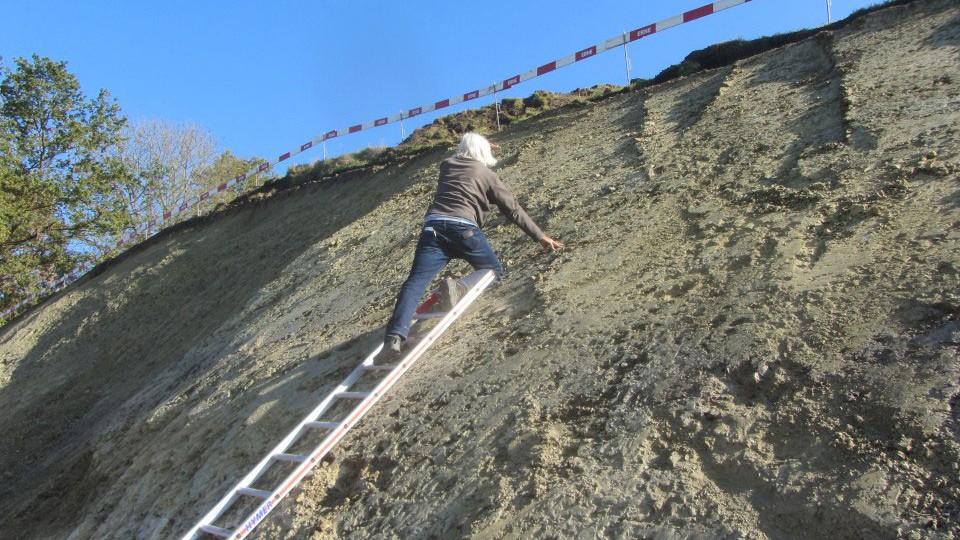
[0,0,958,538]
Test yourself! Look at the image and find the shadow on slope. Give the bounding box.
[0,151,439,536]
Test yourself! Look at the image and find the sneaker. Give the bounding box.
[438,278,467,312]
[377,334,402,364]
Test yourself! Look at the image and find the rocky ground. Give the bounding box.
[0,0,958,538]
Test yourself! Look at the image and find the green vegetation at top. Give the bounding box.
[282,87,621,184]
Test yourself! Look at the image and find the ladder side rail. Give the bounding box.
[180,343,388,540]
[228,269,496,540]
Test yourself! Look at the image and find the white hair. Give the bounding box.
[456,132,497,167]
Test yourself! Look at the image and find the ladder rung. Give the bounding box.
[305,421,340,430]
[199,524,232,537]
[362,363,397,371]
[272,453,307,463]
[335,391,371,399]
[413,312,447,319]
[237,487,273,498]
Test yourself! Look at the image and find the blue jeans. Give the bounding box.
[385,219,504,340]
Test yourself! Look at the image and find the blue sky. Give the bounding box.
[3,0,882,175]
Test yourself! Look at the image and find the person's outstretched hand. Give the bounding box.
[539,235,565,252]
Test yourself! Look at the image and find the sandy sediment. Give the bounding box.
[0,0,958,538]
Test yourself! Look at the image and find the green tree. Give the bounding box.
[0,54,130,313]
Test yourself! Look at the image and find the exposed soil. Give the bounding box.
[0,0,958,538]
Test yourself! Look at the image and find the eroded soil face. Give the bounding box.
[1,0,958,538]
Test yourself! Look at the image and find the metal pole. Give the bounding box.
[399,111,406,142]
[623,31,632,85]
[826,0,832,23]
[493,82,501,131]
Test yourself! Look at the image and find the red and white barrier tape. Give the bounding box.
[2,0,753,321]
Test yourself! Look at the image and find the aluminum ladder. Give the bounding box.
[181,269,496,539]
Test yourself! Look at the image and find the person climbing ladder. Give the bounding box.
[381,132,564,361]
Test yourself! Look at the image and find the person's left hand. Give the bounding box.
[539,235,564,252]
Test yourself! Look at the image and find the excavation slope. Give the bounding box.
[0,0,958,538]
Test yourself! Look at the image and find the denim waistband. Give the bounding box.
[424,214,478,227]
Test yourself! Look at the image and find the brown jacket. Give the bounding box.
[425,156,545,241]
